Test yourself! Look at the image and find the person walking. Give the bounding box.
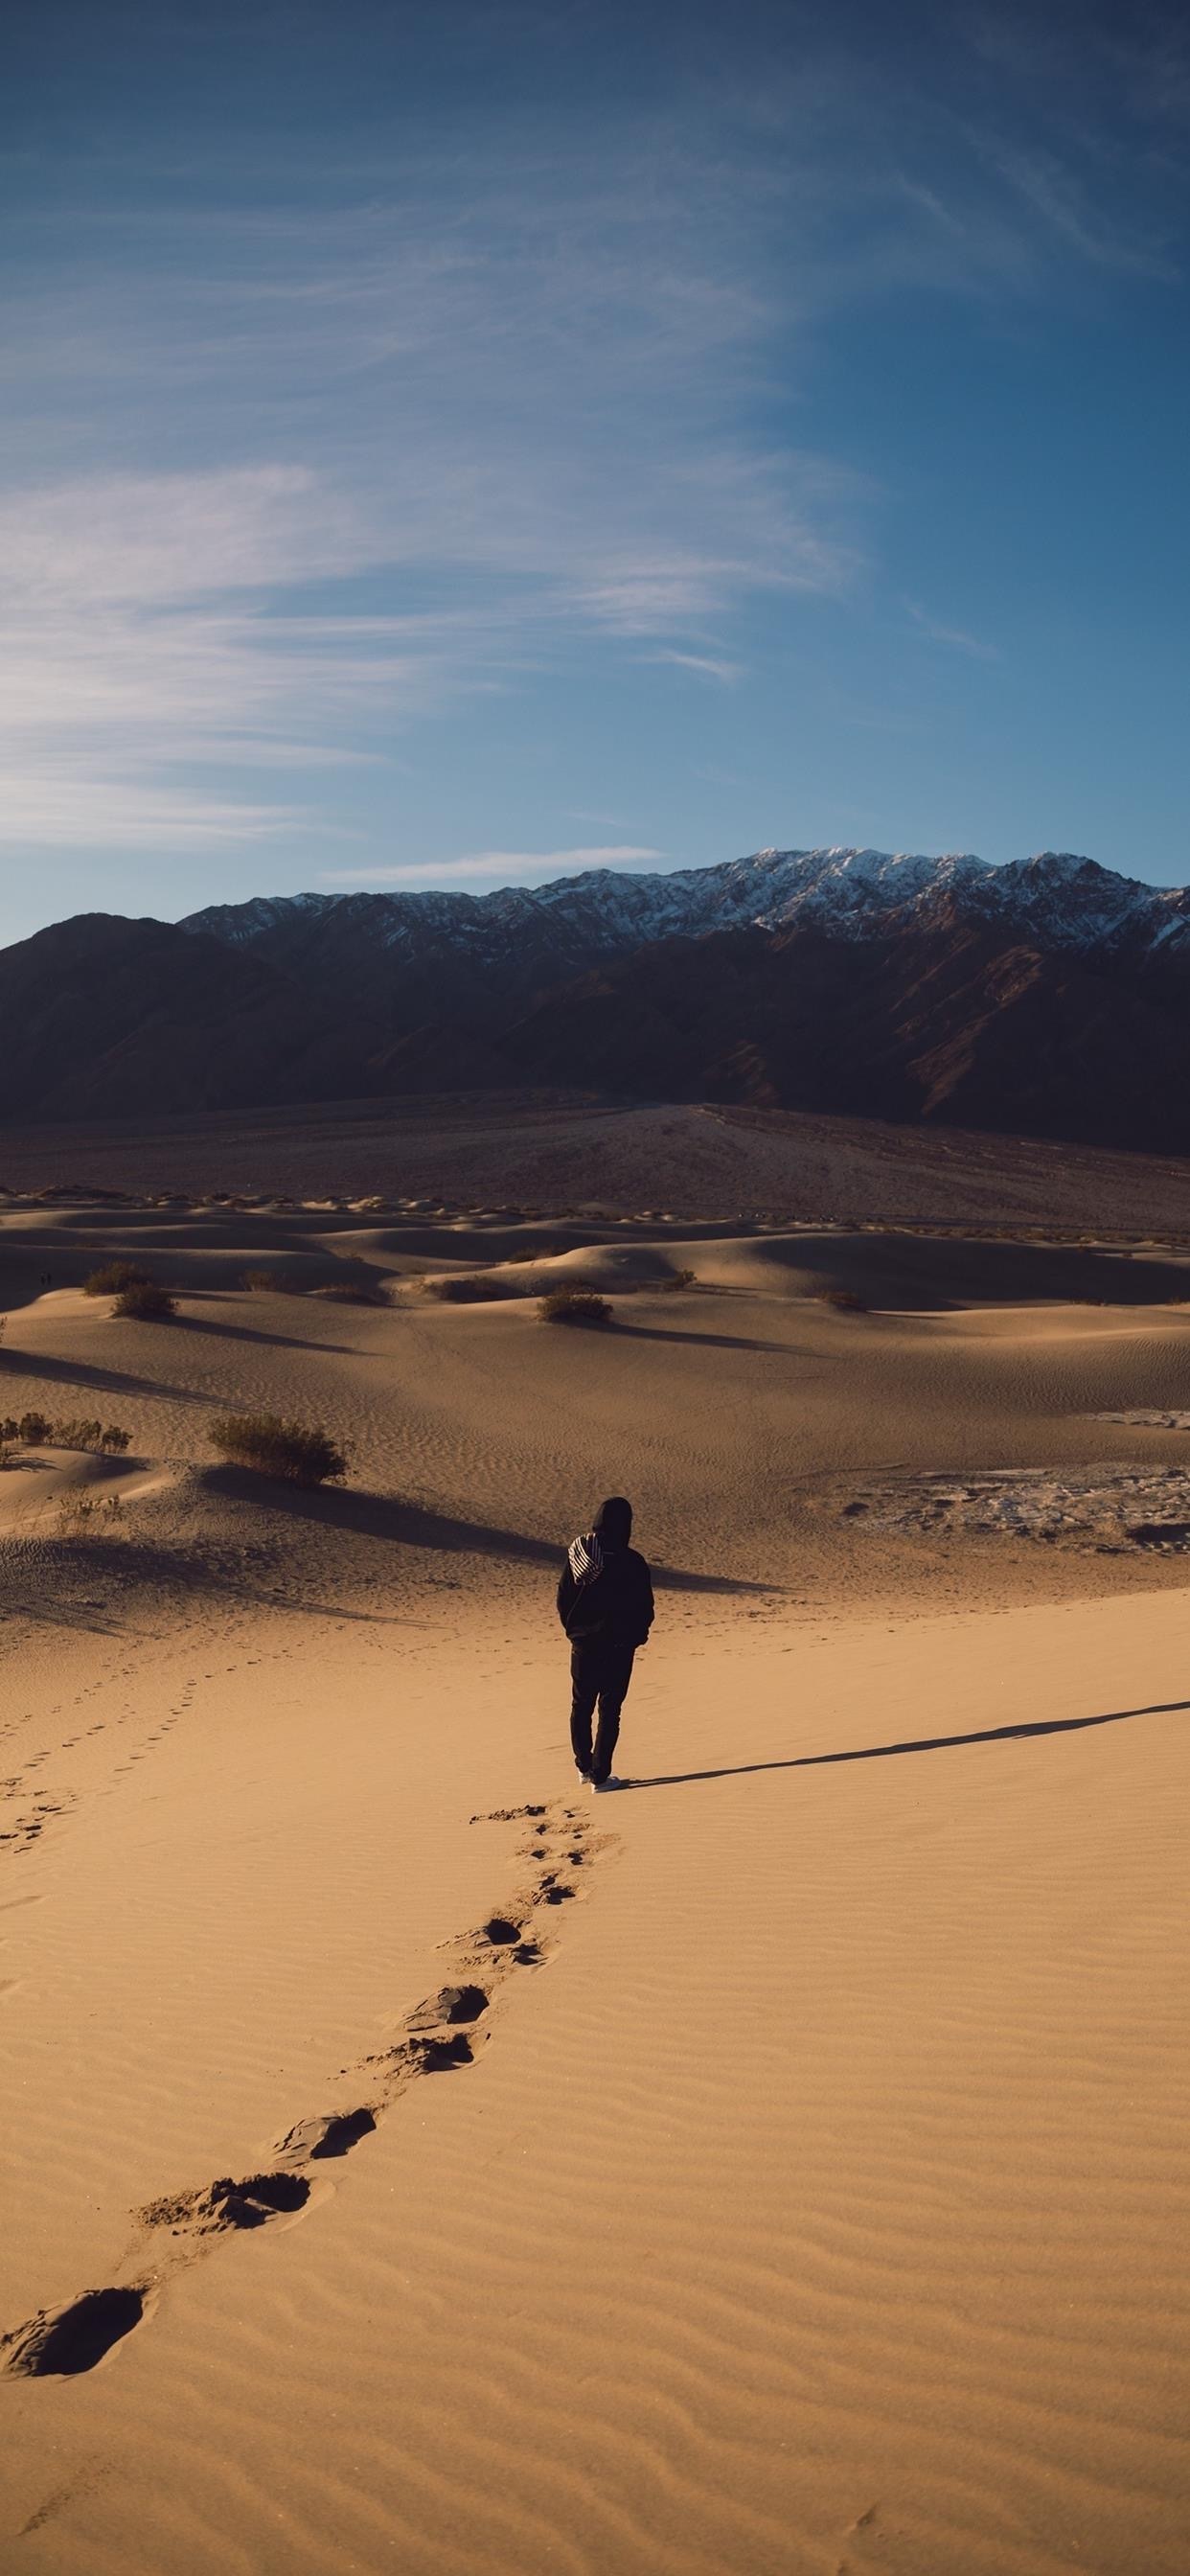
[557,1496,653,1792]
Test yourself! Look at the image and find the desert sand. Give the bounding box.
[2,1191,1189,2573]
[11,1091,1190,1230]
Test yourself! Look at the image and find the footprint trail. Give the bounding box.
[2,1796,609,2377]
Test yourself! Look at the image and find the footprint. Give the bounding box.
[3,2287,145,2379]
[470,1804,547,1825]
[411,1984,489,2029]
[275,2107,376,2163]
[142,2172,309,2235]
[479,1916,522,1946]
[400,2032,473,2074]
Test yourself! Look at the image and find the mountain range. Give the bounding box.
[4,846,1190,1151]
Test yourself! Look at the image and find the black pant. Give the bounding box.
[569,1641,636,1784]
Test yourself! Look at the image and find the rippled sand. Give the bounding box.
[2,1204,1189,2571]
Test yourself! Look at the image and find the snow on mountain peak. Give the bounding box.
[180,843,1187,970]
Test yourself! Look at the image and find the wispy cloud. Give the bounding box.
[0,464,517,847]
[904,601,1001,663]
[645,650,744,684]
[319,847,663,885]
[0,5,1183,875]
[0,415,855,850]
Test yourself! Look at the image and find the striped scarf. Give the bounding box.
[567,1530,604,1589]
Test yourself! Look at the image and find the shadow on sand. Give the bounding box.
[0,1347,204,1406]
[174,1312,355,1357]
[627,1697,1190,1787]
[202,1469,778,1595]
[612,1321,808,1357]
[8,1530,400,1632]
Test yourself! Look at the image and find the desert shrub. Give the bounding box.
[241,1267,291,1293]
[312,1279,391,1305]
[84,1261,150,1297]
[0,1413,131,1454]
[423,1275,519,1303]
[505,1242,567,1264]
[813,1287,869,1312]
[208,1413,348,1485]
[54,1416,103,1452]
[663,1267,697,1292]
[55,1489,126,1534]
[113,1281,177,1321]
[538,1289,612,1327]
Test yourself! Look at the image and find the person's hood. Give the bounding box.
[592,1496,632,1548]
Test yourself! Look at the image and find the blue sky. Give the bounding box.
[3,0,1188,943]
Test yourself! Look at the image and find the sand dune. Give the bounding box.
[2,1202,1189,2571]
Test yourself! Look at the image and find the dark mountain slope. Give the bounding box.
[492,922,1190,1151]
[0,915,374,1119]
[5,849,1190,1154]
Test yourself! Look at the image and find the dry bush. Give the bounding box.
[55,1491,126,1536]
[663,1267,697,1291]
[505,1242,568,1264]
[241,1267,291,1293]
[84,1261,150,1297]
[423,1275,520,1303]
[209,1413,348,1485]
[311,1279,391,1305]
[813,1286,869,1312]
[49,1416,103,1452]
[113,1281,177,1321]
[12,1410,51,1444]
[0,1413,131,1454]
[538,1289,612,1326]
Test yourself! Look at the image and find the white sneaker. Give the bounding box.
[591,1774,627,1794]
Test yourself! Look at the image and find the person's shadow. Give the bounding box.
[626,1696,1190,1787]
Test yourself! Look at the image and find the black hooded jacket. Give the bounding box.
[557,1496,654,1649]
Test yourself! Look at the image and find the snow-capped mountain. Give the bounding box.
[181,845,1190,970]
[5,843,1190,1144]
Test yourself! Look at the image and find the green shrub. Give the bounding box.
[113,1281,177,1321]
[209,1414,348,1485]
[84,1261,150,1297]
[538,1289,612,1326]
